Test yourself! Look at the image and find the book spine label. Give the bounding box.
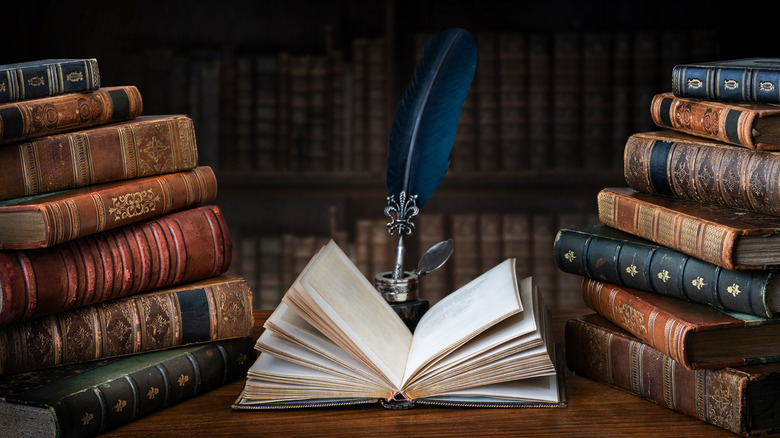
[0,59,100,103]
[565,316,748,435]
[597,189,738,270]
[673,64,780,104]
[554,228,773,317]
[650,93,759,149]
[0,205,232,325]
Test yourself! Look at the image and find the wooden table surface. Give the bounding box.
[102,309,736,437]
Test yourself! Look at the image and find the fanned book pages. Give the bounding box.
[233,240,564,410]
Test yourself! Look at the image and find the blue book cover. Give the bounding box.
[673,58,780,104]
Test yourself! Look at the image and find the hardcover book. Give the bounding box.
[0,274,253,374]
[597,187,780,270]
[0,337,255,438]
[650,92,780,150]
[0,59,100,103]
[567,313,780,436]
[672,58,780,104]
[0,205,232,325]
[624,130,780,216]
[233,241,564,409]
[0,166,217,249]
[581,278,780,370]
[0,85,143,144]
[0,114,199,201]
[554,224,780,318]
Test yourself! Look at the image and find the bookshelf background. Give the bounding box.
[4,0,777,310]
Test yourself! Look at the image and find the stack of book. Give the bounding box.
[554,58,780,436]
[0,58,256,437]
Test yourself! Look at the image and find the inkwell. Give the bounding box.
[375,28,477,331]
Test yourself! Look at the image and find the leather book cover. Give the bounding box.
[0,58,100,103]
[672,58,780,105]
[0,274,253,374]
[0,166,217,249]
[0,204,232,325]
[0,114,198,201]
[0,85,143,144]
[650,92,780,150]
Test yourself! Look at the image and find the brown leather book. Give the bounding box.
[598,187,780,270]
[566,313,780,437]
[624,130,780,217]
[0,166,217,249]
[0,274,253,374]
[0,204,232,325]
[650,92,780,150]
[0,114,198,201]
[0,85,143,144]
[581,278,780,370]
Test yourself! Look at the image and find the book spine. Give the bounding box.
[0,277,254,373]
[623,133,780,217]
[650,93,762,149]
[553,228,774,317]
[0,205,232,325]
[20,337,255,437]
[565,316,749,436]
[673,64,780,104]
[9,166,218,249]
[579,278,696,369]
[597,189,738,270]
[0,59,100,103]
[0,114,198,201]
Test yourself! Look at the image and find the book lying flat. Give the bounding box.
[233,240,564,409]
[0,59,100,103]
[672,58,780,105]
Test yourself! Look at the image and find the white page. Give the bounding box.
[431,374,560,403]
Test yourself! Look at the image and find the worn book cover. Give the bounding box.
[673,58,780,104]
[0,58,100,103]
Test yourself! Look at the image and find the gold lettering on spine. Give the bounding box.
[614,301,647,336]
[109,189,160,221]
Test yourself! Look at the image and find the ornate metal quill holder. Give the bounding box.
[375,191,428,332]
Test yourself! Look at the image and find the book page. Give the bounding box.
[402,259,522,386]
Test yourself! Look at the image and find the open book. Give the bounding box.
[232,240,564,409]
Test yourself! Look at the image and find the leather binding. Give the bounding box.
[0,205,232,325]
[0,114,198,201]
[0,274,253,374]
[0,166,217,249]
[624,130,780,216]
[0,85,143,144]
[0,58,100,103]
[672,58,780,105]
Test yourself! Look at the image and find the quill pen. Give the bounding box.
[384,28,477,280]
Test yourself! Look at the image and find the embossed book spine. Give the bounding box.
[566,314,778,437]
[0,204,232,325]
[0,114,198,202]
[0,275,253,374]
[0,337,255,438]
[0,166,217,249]
[0,85,143,144]
[554,225,775,317]
[0,58,100,103]
[650,92,780,150]
[672,58,780,104]
[624,131,780,216]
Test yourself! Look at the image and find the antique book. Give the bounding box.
[0,114,198,201]
[0,166,217,249]
[567,313,780,436]
[581,278,780,370]
[0,205,232,325]
[0,58,100,103]
[0,85,142,144]
[554,224,779,318]
[597,187,780,270]
[650,92,780,150]
[0,274,253,374]
[0,337,255,438]
[233,241,564,409]
[624,130,780,217]
[672,58,780,104]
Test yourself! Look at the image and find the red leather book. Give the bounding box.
[0,204,232,325]
[0,85,143,144]
[0,274,253,374]
[0,166,217,249]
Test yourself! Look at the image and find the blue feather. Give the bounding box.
[386,28,477,208]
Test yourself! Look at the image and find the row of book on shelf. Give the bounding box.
[555,57,780,436]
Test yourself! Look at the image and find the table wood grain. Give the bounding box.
[101,310,735,437]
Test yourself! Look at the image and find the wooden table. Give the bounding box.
[102,310,736,437]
